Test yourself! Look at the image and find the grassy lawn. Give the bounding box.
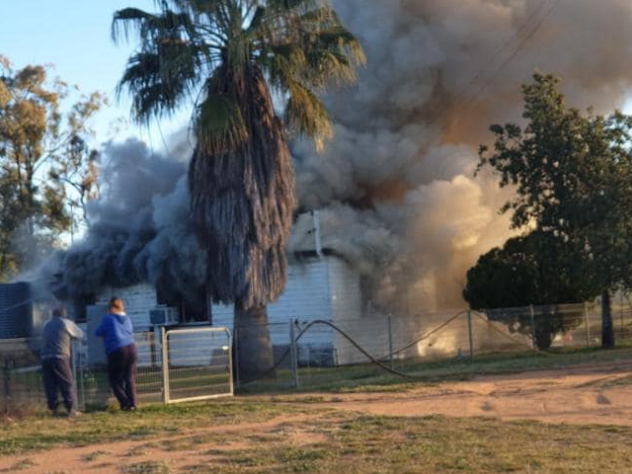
[0,401,299,455]
[190,415,632,474]
[3,403,632,473]
[2,345,632,473]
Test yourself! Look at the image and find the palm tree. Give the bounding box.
[113,0,364,382]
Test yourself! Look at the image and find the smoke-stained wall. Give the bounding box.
[292,0,632,312]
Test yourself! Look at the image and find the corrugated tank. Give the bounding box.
[0,282,47,339]
[0,282,31,338]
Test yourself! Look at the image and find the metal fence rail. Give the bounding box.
[162,327,233,403]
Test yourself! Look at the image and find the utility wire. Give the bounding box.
[379,0,559,185]
[463,0,554,91]
[466,0,558,107]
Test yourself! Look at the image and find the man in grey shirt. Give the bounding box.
[41,307,84,416]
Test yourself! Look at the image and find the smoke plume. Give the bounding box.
[42,0,632,315]
[43,139,207,312]
[292,0,632,312]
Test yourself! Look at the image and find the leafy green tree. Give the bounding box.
[0,57,104,280]
[464,231,596,349]
[477,72,632,348]
[113,0,364,382]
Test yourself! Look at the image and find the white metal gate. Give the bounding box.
[161,326,233,404]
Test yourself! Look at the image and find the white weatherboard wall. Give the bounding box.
[327,257,374,365]
[96,284,158,332]
[213,257,334,348]
[212,255,366,365]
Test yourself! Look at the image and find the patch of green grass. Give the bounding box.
[600,374,632,388]
[7,398,632,474]
[153,434,213,452]
[2,458,35,471]
[123,461,171,474]
[203,413,632,474]
[0,400,302,455]
[83,450,110,462]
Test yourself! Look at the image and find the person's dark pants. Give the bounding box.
[107,344,138,409]
[42,357,74,413]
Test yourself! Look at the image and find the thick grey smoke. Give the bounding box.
[42,0,632,315]
[292,0,632,312]
[44,139,206,311]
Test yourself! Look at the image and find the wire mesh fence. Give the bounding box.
[233,302,632,391]
[75,331,166,409]
[0,326,233,412]
[0,338,46,410]
[3,302,631,407]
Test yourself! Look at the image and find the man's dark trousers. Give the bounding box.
[42,357,74,413]
[107,343,138,409]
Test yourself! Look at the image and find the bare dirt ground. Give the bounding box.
[314,359,632,426]
[2,360,632,474]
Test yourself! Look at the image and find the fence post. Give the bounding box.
[71,341,79,410]
[161,326,170,403]
[467,310,474,362]
[78,342,85,410]
[3,360,11,400]
[227,329,235,396]
[584,302,591,346]
[233,326,240,389]
[387,315,394,370]
[529,305,537,350]
[289,319,299,389]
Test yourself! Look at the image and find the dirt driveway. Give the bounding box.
[313,360,632,426]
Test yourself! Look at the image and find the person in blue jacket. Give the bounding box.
[95,297,138,411]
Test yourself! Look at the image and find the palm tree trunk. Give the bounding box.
[601,289,615,348]
[234,300,275,384]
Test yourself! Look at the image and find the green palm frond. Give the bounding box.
[253,2,364,88]
[114,0,364,148]
[112,7,197,45]
[117,40,203,123]
[285,80,332,151]
[196,93,249,154]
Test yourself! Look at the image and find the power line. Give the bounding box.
[466,0,558,107]
[380,0,559,185]
[464,0,554,92]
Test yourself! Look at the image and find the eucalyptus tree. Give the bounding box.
[113,0,364,381]
[0,57,103,280]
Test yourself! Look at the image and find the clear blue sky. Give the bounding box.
[0,0,188,148]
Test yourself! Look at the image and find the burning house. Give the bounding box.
[19,0,632,366]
